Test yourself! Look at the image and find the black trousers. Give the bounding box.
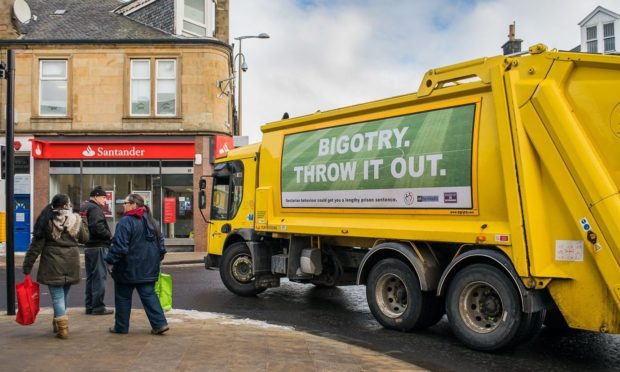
[84,246,109,312]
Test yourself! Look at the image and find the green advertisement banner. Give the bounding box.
[281,104,476,209]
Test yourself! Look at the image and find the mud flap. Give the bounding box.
[248,241,280,289]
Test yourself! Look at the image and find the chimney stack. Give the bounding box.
[502,22,522,55]
[0,0,20,39]
[214,0,229,44]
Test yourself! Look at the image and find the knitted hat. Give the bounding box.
[89,187,106,197]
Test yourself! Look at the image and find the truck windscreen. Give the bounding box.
[211,160,244,220]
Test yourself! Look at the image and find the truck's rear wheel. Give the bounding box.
[220,242,266,297]
[446,264,522,351]
[515,309,546,342]
[366,258,440,331]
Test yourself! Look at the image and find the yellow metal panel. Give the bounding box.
[532,72,617,208]
[489,63,530,276]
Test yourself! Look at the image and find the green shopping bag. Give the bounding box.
[154,272,173,311]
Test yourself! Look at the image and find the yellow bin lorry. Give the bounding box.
[202,44,620,351]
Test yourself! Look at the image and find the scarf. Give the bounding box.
[124,206,145,218]
[50,209,82,241]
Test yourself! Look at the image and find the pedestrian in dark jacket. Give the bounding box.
[105,193,168,335]
[23,194,89,339]
[80,186,114,315]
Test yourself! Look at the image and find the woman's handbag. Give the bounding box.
[154,272,173,311]
[15,274,40,325]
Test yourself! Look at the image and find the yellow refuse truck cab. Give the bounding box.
[202,44,620,351]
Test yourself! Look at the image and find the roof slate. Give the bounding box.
[15,0,175,40]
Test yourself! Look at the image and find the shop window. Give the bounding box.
[129,58,178,117]
[49,161,193,239]
[40,60,68,116]
[49,174,82,213]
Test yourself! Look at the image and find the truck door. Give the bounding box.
[207,160,246,255]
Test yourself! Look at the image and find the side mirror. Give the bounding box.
[199,190,206,209]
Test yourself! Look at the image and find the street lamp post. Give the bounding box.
[234,33,269,136]
[1,50,16,315]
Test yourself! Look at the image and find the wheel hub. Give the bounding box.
[375,273,408,318]
[459,281,504,333]
[231,255,253,283]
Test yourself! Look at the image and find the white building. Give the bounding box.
[578,6,619,54]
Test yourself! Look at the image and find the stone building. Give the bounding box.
[0,0,233,252]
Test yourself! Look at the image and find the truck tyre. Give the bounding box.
[515,309,546,343]
[366,258,439,331]
[220,242,266,297]
[543,308,569,331]
[446,264,522,351]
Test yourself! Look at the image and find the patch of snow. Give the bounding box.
[220,318,294,331]
[168,308,230,320]
[167,309,294,330]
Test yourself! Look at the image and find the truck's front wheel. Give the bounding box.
[366,258,440,331]
[446,264,522,351]
[220,242,266,297]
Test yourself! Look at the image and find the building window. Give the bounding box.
[184,0,207,36]
[156,60,177,115]
[131,60,151,116]
[586,26,598,53]
[604,23,615,52]
[129,58,177,117]
[40,60,67,116]
[178,0,214,37]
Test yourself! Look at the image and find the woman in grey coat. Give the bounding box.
[23,194,89,339]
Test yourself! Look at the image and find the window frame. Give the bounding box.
[155,59,177,116]
[176,0,215,37]
[603,22,615,52]
[130,59,152,117]
[126,56,180,118]
[39,59,68,117]
[586,26,598,53]
[210,160,244,221]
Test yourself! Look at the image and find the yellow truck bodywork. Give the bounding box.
[206,45,620,348]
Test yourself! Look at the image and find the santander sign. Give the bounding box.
[32,140,195,160]
[82,145,146,158]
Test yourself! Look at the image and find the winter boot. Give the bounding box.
[54,316,69,339]
[52,319,58,334]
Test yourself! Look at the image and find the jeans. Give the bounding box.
[84,246,109,312]
[48,285,71,318]
[113,281,167,333]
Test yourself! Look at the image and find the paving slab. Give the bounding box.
[0,308,425,371]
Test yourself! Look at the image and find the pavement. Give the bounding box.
[0,251,206,268]
[0,252,424,371]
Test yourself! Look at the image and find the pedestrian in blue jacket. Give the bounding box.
[105,193,168,335]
